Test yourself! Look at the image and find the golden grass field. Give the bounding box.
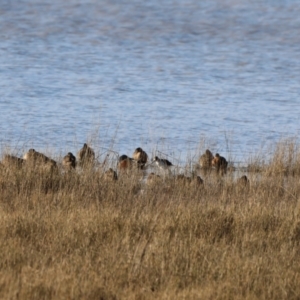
[1,141,300,299]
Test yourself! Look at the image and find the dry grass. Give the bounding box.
[1,141,300,299]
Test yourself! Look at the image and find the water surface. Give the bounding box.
[1,0,300,165]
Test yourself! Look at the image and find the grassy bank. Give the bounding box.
[0,142,300,299]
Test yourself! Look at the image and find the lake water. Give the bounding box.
[1,0,300,166]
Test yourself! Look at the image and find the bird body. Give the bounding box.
[2,154,24,169]
[175,174,203,187]
[23,149,57,171]
[77,143,95,167]
[199,149,214,170]
[118,155,133,170]
[153,156,173,170]
[132,147,148,168]
[212,153,228,175]
[23,149,56,165]
[63,152,76,170]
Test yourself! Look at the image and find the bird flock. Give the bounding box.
[0,144,249,187]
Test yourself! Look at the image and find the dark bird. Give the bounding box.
[118,155,133,170]
[23,149,57,172]
[199,149,214,170]
[153,156,173,170]
[77,143,95,167]
[132,147,148,169]
[212,153,228,175]
[63,152,76,170]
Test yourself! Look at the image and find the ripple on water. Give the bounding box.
[0,0,300,165]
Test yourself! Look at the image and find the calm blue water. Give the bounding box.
[1,0,300,164]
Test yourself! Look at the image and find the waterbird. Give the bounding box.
[62,152,76,170]
[1,154,24,170]
[199,149,214,170]
[212,153,228,175]
[23,149,57,172]
[23,149,56,165]
[118,154,133,170]
[77,143,95,167]
[132,147,148,169]
[153,156,173,170]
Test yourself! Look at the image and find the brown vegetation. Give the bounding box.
[0,141,300,299]
[104,168,118,182]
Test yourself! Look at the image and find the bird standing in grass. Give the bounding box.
[2,154,24,170]
[199,149,214,170]
[132,147,148,169]
[63,152,76,170]
[23,149,57,166]
[118,154,133,171]
[77,143,95,168]
[212,153,228,175]
[153,156,173,170]
[23,149,58,173]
